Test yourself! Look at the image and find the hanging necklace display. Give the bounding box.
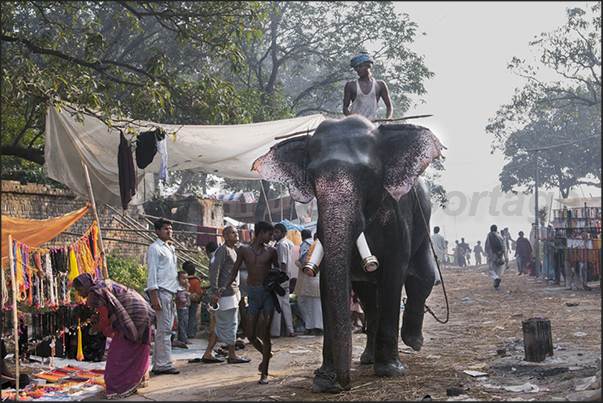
[45,251,56,307]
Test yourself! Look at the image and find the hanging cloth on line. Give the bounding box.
[118,130,137,211]
[1,204,90,261]
[135,127,166,169]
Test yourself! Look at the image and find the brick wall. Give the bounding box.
[1,181,150,262]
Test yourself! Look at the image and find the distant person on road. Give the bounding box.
[343,52,393,122]
[473,241,485,265]
[219,221,280,385]
[485,224,506,290]
[459,238,471,265]
[431,227,445,285]
[515,231,533,276]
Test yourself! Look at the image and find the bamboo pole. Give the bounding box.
[259,179,273,223]
[273,114,434,141]
[280,184,284,221]
[105,204,209,276]
[99,227,219,236]
[60,232,202,253]
[8,234,20,400]
[140,213,211,229]
[372,114,433,123]
[138,214,210,275]
[81,162,109,280]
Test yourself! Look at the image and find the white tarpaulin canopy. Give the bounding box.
[45,104,325,208]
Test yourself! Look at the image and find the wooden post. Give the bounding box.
[280,184,284,222]
[81,162,109,279]
[522,318,554,362]
[8,234,20,400]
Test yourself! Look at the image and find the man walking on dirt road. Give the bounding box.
[219,221,280,384]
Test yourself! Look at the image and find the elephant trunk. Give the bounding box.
[315,172,363,390]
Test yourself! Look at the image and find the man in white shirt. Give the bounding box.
[146,217,180,375]
[270,223,296,338]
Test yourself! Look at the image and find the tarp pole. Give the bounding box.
[81,162,109,280]
[8,234,20,400]
[280,185,284,222]
[259,179,273,223]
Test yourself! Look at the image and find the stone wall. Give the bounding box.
[1,181,150,262]
[1,181,223,264]
[142,196,224,249]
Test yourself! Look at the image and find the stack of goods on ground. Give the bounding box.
[1,365,105,401]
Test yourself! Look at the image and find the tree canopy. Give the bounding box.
[2,1,444,216]
[486,2,601,198]
[1,1,267,167]
[217,1,433,120]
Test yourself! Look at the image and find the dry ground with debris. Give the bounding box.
[87,262,600,401]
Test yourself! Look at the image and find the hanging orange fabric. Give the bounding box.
[76,320,84,361]
[1,204,90,262]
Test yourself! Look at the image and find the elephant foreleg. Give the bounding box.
[401,238,435,351]
[313,271,347,393]
[358,280,406,377]
[351,282,376,365]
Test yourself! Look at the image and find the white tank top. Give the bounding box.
[350,79,378,121]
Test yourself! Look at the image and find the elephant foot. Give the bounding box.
[401,331,424,351]
[401,311,425,351]
[312,368,349,393]
[360,349,373,365]
[374,359,407,377]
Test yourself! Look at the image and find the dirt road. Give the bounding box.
[87,263,601,401]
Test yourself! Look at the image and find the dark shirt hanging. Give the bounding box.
[118,130,137,210]
[135,127,166,169]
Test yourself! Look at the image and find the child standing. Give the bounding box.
[183,261,203,339]
[176,271,192,344]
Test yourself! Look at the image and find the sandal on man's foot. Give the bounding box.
[201,357,225,364]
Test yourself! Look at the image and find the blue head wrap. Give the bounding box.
[350,53,374,68]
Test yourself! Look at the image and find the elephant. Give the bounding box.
[252,115,444,393]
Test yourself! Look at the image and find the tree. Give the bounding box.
[214,1,442,219]
[496,101,600,198]
[1,1,268,180]
[221,1,434,120]
[487,2,601,197]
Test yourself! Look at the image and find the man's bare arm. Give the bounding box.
[379,80,393,119]
[343,81,355,116]
[272,248,280,269]
[149,289,161,311]
[217,250,244,297]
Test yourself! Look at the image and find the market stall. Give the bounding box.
[2,166,111,400]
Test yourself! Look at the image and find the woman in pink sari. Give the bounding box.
[73,273,155,399]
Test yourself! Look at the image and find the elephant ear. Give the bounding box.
[377,124,444,201]
[252,135,315,203]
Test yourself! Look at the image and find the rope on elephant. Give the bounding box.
[413,186,450,324]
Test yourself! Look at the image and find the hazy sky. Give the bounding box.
[390,1,599,246]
